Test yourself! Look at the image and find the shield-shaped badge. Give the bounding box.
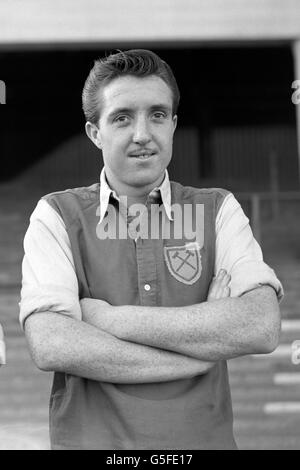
[164,242,202,285]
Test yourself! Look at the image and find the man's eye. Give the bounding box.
[114,115,129,123]
[153,112,166,119]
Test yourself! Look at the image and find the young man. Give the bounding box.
[20,49,283,450]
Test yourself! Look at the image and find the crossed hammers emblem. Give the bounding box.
[172,249,196,273]
[164,243,201,285]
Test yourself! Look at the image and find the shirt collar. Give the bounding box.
[99,167,173,223]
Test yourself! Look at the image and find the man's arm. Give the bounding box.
[81,284,281,362]
[105,191,281,362]
[21,200,215,383]
[24,312,215,383]
[80,189,284,364]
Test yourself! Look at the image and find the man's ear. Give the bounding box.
[85,121,102,149]
[172,115,178,133]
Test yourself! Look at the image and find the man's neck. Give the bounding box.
[105,172,165,205]
[126,195,148,206]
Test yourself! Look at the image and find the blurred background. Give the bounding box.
[0,0,300,449]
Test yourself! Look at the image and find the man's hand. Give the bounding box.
[207,269,231,302]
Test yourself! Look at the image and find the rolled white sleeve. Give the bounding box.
[19,199,82,329]
[215,193,283,300]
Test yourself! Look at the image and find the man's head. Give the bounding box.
[82,49,180,125]
[83,50,180,196]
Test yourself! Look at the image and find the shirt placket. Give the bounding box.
[130,196,159,306]
[135,236,157,306]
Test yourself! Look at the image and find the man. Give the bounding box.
[0,324,5,366]
[20,49,283,450]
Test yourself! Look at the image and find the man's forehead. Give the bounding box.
[101,75,173,110]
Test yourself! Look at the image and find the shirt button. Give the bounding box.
[144,284,151,291]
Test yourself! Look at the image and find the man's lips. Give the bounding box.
[128,151,156,159]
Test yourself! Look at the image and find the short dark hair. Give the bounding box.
[82,49,180,125]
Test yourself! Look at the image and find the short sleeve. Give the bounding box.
[215,193,283,301]
[19,199,82,329]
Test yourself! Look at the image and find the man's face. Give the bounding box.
[93,75,177,195]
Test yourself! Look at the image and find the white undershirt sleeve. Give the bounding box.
[19,199,82,329]
[215,193,283,300]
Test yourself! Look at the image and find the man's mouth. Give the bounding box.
[129,151,156,159]
[131,154,152,160]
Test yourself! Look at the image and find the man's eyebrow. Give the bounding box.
[149,104,172,113]
[107,107,133,119]
[107,104,172,119]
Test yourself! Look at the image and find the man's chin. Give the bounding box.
[127,170,165,189]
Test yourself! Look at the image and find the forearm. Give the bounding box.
[83,286,280,361]
[24,312,213,383]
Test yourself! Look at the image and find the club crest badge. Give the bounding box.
[164,242,202,285]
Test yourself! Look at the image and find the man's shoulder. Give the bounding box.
[170,180,231,204]
[42,182,100,203]
[40,183,100,223]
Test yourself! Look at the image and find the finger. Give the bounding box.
[216,286,230,300]
[212,270,222,282]
[207,285,216,300]
[223,286,231,297]
[208,285,222,300]
[212,271,229,289]
[208,272,225,297]
[216,269,227,279]
[207,284,218,300]
[220,273,231,287]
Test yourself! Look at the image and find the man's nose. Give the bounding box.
[132,117,151,144]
